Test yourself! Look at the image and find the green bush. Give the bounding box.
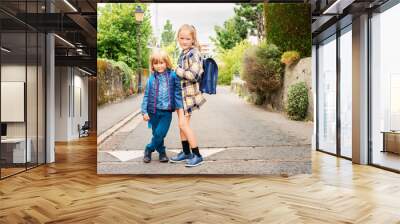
[287,82,308,120]
[242,41,283,104]
[281,51,300,66]
[216,40,251,85]
[264,3,311,57]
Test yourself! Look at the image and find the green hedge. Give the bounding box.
[264,3,311,57]
[287,82,308,120]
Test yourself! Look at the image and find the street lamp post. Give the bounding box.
[137,26,142,93]
[134,5,144,93]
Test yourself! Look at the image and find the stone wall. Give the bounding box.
[97,59,137,106]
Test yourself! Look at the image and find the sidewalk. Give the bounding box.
[97,93,143,135]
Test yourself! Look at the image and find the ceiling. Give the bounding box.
[0,0,97,74]
[311,0,390,41]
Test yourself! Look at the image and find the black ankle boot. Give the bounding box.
[159,152,169,163]
[143,151,152,163]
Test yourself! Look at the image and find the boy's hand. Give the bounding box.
[143,114,150,121]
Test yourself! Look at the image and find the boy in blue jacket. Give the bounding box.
[141,49,183,163]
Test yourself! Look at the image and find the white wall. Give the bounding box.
[1,65,30,138]
[55,67,89,141]
[1,63,46,164]
[1,82,25,122]
[71,71,89,138]
[55,66,69,141]
[1,65,26,131]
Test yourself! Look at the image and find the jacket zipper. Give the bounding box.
[154,75,158,114]
[166,72,171,111]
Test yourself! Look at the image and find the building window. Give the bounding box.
[317,35,337,154]
[340,26,352,158]
[370,2,400,171]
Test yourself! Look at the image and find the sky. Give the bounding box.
[149,3,236,48]
[98,3,237,51]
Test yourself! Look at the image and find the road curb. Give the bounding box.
[97,110,141,145]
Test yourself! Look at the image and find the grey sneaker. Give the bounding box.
[185,154,204,167]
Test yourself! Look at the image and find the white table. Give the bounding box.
[1,138,32,163]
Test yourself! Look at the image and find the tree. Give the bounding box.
[97,3,152,70]
[210,3,264,51]
[234,3,265,41]
[161,20,175,47]
[162,42,180,67]
[264,3,311,57]
[160,20,179,64]
[210,17,248,50]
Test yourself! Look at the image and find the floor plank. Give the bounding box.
[1,135,400,223]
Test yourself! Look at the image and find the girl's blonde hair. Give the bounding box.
[149,49,173,73]
[177,24,202,52]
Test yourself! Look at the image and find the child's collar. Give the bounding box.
[154,69,169,76]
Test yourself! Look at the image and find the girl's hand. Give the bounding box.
[143,114,150,121]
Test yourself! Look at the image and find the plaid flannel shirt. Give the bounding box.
[176,48,206,114]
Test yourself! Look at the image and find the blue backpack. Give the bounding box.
[198,57,218,94]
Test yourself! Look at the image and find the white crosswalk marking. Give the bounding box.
[108,151,144,162]
[107,148,228,162]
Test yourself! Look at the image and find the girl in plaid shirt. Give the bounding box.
[169,24,205,167]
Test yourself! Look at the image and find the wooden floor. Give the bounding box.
[373,151,400,171]
[1,167,26,178]
[1,135,400,223]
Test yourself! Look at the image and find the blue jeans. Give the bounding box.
[146,110,172,154]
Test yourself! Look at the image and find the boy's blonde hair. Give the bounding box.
[149,49,173,73]
[177,24,201,51]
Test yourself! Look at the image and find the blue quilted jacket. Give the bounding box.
[141,69,183,114]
